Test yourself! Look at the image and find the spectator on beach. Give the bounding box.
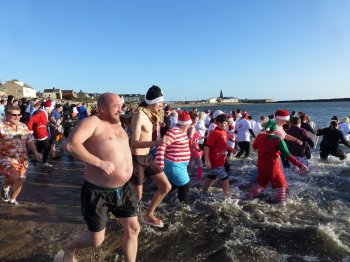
[130,85,171,228]
[0,99,7,119]
[62,105,79,139]
[6,95,14,106]
[0,105,41,205]
[202,114,233,198]
[286,117,315,172]
[317,120,350,160]
[248,119,309,202]
[27,100,54,167]
[49,104,64,157]
[156,111,192,204]
[77,102,89,120]
[63,93,139,262]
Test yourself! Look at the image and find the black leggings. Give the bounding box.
[170,181,190,204]
[36,138,51,163]
[236,141,251,158]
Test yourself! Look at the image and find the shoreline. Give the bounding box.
[167,98,350,108]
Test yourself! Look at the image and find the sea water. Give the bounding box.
[137,101,350,261]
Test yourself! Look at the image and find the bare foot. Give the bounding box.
[62,245,75,262]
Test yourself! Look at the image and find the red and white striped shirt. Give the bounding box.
[156,127,190,168]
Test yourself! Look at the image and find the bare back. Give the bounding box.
[68,115,133,188]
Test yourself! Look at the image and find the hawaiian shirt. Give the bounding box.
[0,121,34,176]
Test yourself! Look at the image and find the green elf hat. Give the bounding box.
[263,119,278,132]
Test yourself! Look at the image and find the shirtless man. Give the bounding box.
[63,93,139,262]
[130,85,171,228]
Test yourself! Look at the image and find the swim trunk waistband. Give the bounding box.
[84,180,124,192]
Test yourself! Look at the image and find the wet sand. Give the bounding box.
[0,154,126,261]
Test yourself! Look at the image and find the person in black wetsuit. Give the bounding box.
[317,120,350,160]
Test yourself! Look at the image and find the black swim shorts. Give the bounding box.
[81,180,138,232]
[130,154,163,186]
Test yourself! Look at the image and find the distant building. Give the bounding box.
[43,87,62,100]
[61,90,77,100]
[222,97,239,103]
[208,97,219,103]
[77,90,90,101]
[2,79,37,98]
[120,94,145,104]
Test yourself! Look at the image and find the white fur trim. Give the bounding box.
[145,96,164,105]
[274,115,290,121]
[177,119,192,125]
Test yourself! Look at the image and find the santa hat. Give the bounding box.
[242,112,248,119]
[145,85,164,105]
[213,110,224,119]
[177,111,192,125]
[274,110,290,121]
[44,100,52,108]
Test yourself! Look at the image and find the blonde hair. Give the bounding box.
[198,111,206,121]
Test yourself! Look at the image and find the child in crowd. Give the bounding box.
[188,112,204,181]
[202,114,234,198]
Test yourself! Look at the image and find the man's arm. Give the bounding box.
[64,116,115,174]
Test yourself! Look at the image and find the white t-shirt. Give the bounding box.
[195,119,206,144]
[235,119,252,142]
[339,122,350,141]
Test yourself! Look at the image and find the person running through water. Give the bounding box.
[317,120,350,160]
[156,111,192,205]
[248,119,309,202]
[130,85,171,228]
[63,93,139,262]
[202,114,235,198]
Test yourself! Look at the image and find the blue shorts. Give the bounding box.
[164,159,190,186]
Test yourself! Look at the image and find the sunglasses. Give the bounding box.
[10,114,22,117]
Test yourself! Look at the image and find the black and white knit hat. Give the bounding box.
[145,85,164,105]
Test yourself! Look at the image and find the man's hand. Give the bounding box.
[297,165,310,175]
[98,160,115,175]
[136,185,143,201]
[205,160,211,169]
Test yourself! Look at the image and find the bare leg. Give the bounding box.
[9,179,23,200]
[118,216,140,262]
[201,178,215,193]
[221,179,231,198]
[145,172,171,219]
[63,229,105,262]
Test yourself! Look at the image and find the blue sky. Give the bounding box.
[0,0,349,101]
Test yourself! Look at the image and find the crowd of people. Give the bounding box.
[1,87,350,261]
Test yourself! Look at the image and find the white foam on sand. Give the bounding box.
[53,250,78,262]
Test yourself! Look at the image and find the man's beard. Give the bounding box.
[109,112,120,124]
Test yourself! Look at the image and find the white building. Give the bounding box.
[2,79,37,98]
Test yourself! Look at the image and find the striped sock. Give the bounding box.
[248,184,264,198]
[276,188,286,202]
